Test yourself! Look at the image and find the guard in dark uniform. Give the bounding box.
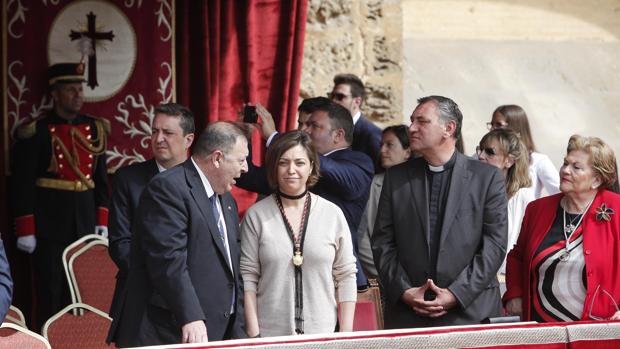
[11,62,110,327]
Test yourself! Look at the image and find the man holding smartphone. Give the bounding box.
[237,98,373,289]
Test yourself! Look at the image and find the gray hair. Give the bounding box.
[192,121,246,158]
[417,95,463,139]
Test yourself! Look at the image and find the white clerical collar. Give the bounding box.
[426,151,457,173]
[427,164,445,172]
[352,111,361,125]
[190,157,215,198]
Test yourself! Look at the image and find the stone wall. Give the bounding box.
[301,0,403,127]
[402,0,620,164]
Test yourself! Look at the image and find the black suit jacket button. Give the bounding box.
[228,282,234,289]
[224,311,230,318]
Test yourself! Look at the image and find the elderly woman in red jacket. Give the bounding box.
[504,135,620,322]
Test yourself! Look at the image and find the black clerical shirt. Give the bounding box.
[426,151,457,281]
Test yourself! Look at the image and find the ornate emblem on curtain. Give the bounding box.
[3,0,175,173]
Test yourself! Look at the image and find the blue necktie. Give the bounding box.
[210,194,226,243]
[210,194,236,313]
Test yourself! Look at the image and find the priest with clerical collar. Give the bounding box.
[372,95,508,328]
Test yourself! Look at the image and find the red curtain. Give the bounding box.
[176,0,308,213]
[0,1,6,234]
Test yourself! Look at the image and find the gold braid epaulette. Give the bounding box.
[47,118,108,190]
[71,119,107,156]
[50,134,96,190]
[15,119,37,140]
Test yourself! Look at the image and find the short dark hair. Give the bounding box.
[333,73,366,100]
[154,103,195,135]
[417,95,462,139]
[265,131,321,190]
[192,121,246,158]
[382,125,409,150]
[313,99,354,145]
[298,97,326,114]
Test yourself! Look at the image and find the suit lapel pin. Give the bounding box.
[595,203,614,222]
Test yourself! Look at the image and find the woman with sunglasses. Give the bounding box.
[477,129,535,278]
[504,135,620,322]
[489,105,559,198]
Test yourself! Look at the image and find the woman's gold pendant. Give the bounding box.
[293,251,303,266]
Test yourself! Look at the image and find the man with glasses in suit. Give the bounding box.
[329,74,381,169]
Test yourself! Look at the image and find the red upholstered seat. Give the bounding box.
[67,238,117,313]
[338,285,384,331]
[0,322,50,349]
[62,234,107,310]
[352,301,378,331]
[42,303,115,349]
[4,305,27,328]
[353,286,383,331]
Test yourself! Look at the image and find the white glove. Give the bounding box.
[17,235,36,254]
[94,225,108,238]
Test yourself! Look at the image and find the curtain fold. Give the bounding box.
[176,0,308,213]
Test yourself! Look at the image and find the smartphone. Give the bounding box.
[243,105,258,123]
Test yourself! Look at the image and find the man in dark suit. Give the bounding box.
[237,98,373,287]
[300,100,374,243]
[330,74,381,168]
[109,122,248,346]
[372,96,507,328]
[107,103,195,341]
[234,98,324,195]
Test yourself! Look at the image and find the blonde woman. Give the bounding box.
[478,129,535,275]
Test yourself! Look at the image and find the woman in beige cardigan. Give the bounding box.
[240,131,357,337]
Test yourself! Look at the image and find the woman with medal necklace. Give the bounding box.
[240,131,357,337]
[503,135,620,322]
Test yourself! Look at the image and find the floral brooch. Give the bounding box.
[595,203,614,222]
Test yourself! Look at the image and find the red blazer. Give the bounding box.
[504,190,620,321]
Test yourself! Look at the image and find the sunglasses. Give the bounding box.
[588,284,620,321]
[328,92,351,101]
[486,122,509,130]
[476,146,497,157]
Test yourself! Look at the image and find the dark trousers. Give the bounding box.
[33,238,71,329]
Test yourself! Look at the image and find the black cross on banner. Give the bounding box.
[69,12,114,89]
